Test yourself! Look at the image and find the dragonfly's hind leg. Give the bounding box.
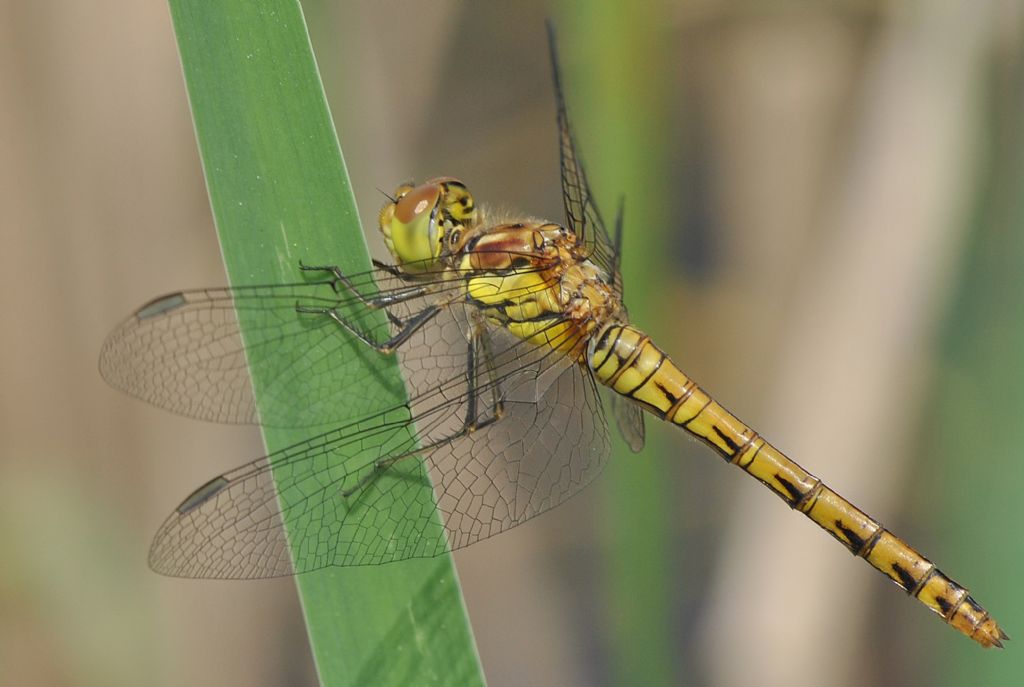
[462,323,505,431]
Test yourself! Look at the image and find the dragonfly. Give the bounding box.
[100,24,1007,649]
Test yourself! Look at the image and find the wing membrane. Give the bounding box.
[110,27,629,575]
[148,316,610,577]
[101,260,531,429]
[546,22,623,294]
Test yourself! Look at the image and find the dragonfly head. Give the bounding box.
[379,177,477,272]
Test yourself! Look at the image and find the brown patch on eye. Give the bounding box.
[395,183,440,223]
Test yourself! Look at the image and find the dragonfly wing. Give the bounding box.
[608,390,646,452]
[435,324,611,547]
[100,265,463,429]
[148,317,611,577]
[546,22,623,295]
[148,402,442,577]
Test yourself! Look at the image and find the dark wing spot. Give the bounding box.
[136,292,187,319]
[176,476,230,514]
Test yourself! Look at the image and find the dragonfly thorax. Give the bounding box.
[458,220,623,359]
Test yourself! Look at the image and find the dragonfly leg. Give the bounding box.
[297,302,441,354]
[342,396,506,500]
[342,328,506,499]
[371,258,422,282]
[341,446,423,499]
[462,323,505,431]
[299,261,431,310]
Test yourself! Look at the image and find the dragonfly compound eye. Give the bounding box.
[380,181,445,272]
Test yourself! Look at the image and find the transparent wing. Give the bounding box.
[105,254,611,576]
[609,390,645,453]
[100,262,469,429]
[546,22,623,295]
[148,316,611,578]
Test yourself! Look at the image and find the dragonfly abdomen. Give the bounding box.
[588,323,1007,648]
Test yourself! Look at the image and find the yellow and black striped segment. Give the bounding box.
[588,323,1008,649]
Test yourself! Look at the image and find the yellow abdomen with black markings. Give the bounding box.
[588,323,1007,648]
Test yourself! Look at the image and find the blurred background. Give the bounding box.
[2,0,1023,685]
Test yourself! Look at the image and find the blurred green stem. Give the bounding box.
[556,2,677,685]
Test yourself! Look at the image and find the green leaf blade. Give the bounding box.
[166,1,483,684]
